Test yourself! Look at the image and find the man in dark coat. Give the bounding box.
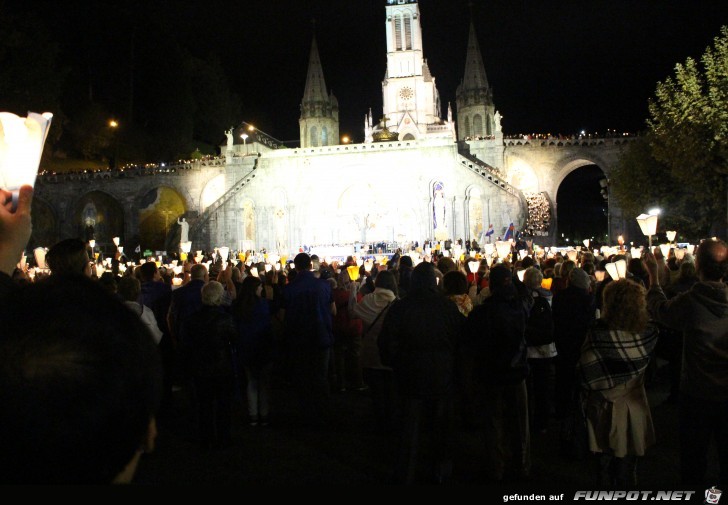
[379,261,464,484]
[464,264,531,482]
[280,253,336,426]
[552,267,595,459]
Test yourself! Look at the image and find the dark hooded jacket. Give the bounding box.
[378,262,465,398]
[647,281,728,401]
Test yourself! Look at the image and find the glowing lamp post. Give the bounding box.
[636,209,659,249]
[240,133,249,155]
[0,111,53,209]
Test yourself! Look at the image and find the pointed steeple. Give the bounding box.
[462,21,489,91]
[299,30,339,148]
[456,18,496,140]
[301,36,330,108]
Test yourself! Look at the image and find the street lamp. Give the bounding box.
[341,135,350,144]
[108,119,119,169]
[240,133,248,155]
[636,208,659,249]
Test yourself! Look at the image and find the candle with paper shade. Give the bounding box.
[33,247,47,269]
[605,259,627,281]
[118,246,124,254]
[595,270,606,282]
[686,244,695,255]
[112,237,120,247]
[566,249,578,262]
[364,259,373,273]
[172,277,183,287]
[0,111,53,209]
[250,267,259,278]
[218,247,229,263]
[495,241,511,262]
[541,278,552,290]
[484,243,495,257]
[666,231,677,243]
[89,239,96,249]
[518,249,527,260]
[658,243,671,259]
[517,269,526,282]
[583,239,590,249]
[346,265,360,282]
[468,260,479,274]
[631,247,641,259]
[674,248,685,261]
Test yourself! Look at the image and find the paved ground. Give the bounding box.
[134,360,719,492]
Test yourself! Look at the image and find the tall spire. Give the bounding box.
[462,21,489,91]
[301,35,330,107]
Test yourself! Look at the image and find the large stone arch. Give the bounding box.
[72,190,125,252]
[137,186,187,252]
[464,185,485,242]
[551,157,610,245]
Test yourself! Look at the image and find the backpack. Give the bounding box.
[525,293,554,346]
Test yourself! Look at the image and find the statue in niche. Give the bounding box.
[494,111,503,133]
[177,217,189,244]
[433,182,448,240]
[225,129,234,150]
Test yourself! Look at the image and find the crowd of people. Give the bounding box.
[0,185,726,487]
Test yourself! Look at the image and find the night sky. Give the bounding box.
[9,0,728,142]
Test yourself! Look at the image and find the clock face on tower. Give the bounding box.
[399,87,414,100]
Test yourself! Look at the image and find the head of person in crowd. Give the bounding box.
[294,252,312,272]
[138,261,161,283]
[310,254,320,273]
[234,275,262,320]
[0,275,162,484]
[523,266,544,291]
[677,260,697,283]
[569,267,592,292]
[231,266,243,284]
[443,270,468,297]
[337,268,353,290]
[581,261,595,276]
[521,256,535,269]
[489,264,516,299]
[46,238,92,277]
[436,257,456,275]
[560,260,576,280]
[190,263,208,281]
[695,238,727,282]
[201,280,225,307]
[399,255,413,270]
[98,271,118,295]
[118,276,141,303]
[410,261,438,294]
[374,269,399,297]
[601,279,648,333]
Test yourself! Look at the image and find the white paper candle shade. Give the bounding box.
[636,214,658,237]
[495,241,511,260]
[0,112,53,208]
[605,259,627,280]
[686,244,695,256]
[250,267,259,278]
[675,248,686,261]
[33,247,47,269]
[118,246,124,254]
[517,269,526,282]
[595,270,606,282]
[468,261,479,273]
[659,243,671,259]
[89,239,95,249]
[666,231,677,243]
[566,249,578,262]
[181,241,192,253]
[265,264,272,272]
[112,237,120,246]
[518,249,527,260]
[218,247,229,262]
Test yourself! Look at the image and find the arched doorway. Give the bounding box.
[73,191,125,252]
[138,187,187,252]
[28,198,58,249]
[556,165,608,247]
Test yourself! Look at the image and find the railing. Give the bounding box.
[189,158,259,237]
[503,136,638,147]
[457,151,521,197]
[36,157,227,183]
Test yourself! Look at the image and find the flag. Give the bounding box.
[135,245,141,253]
[485,224,494,237]
[503,223,515,241]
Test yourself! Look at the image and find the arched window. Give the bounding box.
[321,126,328,146]
[404,14,412,50]
[473,114,483,136]
[310,126,318,147]
[464,116,471,138]
[402,133,415,140]
[394,14,403,51]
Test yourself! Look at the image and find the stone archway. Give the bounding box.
[28,197,58,249]
[555,164,608,246]
[73,191,125,252]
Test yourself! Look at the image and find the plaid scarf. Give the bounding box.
[579,320,658,391]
